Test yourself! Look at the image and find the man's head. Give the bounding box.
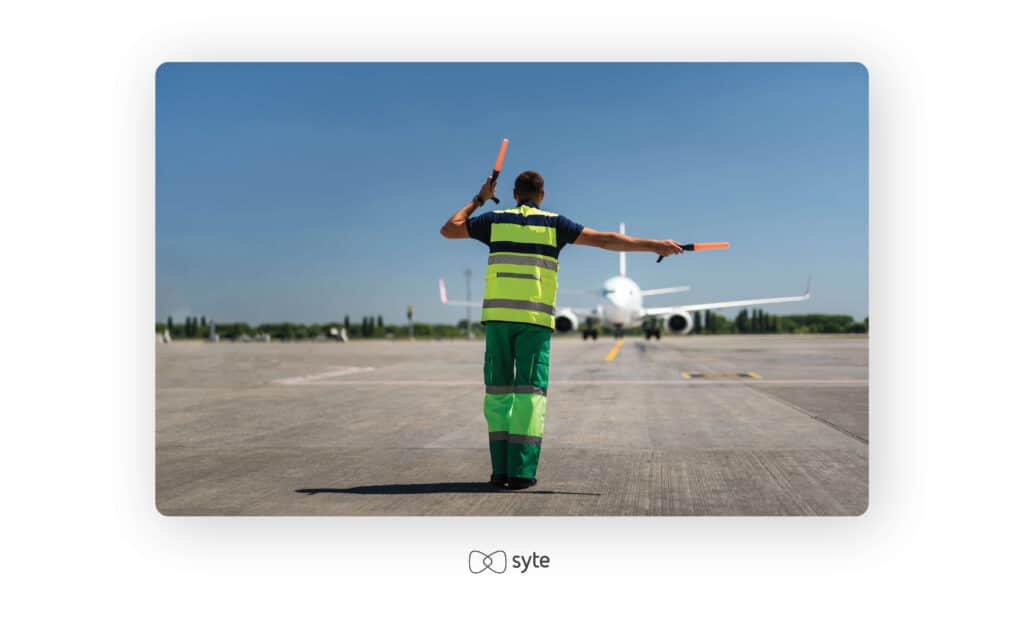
[512,170,545,205]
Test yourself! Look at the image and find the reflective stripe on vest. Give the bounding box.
[482,205,560,329]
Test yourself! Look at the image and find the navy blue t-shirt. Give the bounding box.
[466,202,584,257]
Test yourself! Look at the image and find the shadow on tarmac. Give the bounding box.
[295,483,600,496]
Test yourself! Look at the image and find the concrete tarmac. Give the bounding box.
[156,335,868,515]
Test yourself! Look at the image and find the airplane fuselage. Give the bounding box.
[600,275,644,327]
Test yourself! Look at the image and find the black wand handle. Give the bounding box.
[490,170,501,204]
[657,244,695,263]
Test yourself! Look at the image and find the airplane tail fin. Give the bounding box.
[619,223,626,277]
[439,277,483,308]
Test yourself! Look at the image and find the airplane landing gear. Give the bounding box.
[581,329,598,340]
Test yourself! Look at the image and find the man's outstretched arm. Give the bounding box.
[440,177,496,239]
[575,227,683,258]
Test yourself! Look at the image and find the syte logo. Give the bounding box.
[468,550,507,574]
[468,550,550,574]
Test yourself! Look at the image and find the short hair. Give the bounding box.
[514,171,544,201]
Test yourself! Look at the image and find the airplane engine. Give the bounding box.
[666,312,693,335]
[554,309,579,333]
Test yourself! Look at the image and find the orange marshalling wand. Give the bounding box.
[690,242,729,251]
[657,241,730,262]
[487,138,509,205]
[493,138,509,172]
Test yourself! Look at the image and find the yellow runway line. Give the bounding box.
[604,338,625,362]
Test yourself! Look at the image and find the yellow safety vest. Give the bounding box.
[482,204,561,329]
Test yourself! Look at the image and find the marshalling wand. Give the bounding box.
[656,241,730,263]
[487,138,509,204]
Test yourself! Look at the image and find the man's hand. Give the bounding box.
[476,176,497,204]
[651,239,684,257]
[441,179,496,239]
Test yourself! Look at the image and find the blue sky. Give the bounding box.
[156,62,867,324]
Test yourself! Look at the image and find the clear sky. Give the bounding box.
[156,62,867,325]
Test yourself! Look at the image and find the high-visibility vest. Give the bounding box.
[482,203,561,329]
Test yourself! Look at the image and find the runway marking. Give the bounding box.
[272,366,375,385]
[604,339,625,362]
[681,372,762,380]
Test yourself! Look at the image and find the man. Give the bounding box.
[440,170,682,490]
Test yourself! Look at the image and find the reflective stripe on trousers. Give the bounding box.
[486,385,547,396]
[488,431,543,446]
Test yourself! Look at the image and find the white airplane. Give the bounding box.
[440,223,811,340]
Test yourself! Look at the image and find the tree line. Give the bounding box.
[156,315,483,340]
[160,316,213,339]
[688,310,868,334]
[158,310,865,340]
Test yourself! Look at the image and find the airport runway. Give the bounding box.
[156,335,868,515]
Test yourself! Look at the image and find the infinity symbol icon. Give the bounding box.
[468,550,507,574]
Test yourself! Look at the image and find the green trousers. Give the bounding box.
[483,321,551,479]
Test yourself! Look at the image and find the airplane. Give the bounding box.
[440,223,811,340]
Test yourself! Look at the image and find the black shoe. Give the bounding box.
[507,477,537,490]
[489,474,508,488]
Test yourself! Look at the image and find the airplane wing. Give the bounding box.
[642,276,811,317]
[640,285,691,297]
[438,278,481,307]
